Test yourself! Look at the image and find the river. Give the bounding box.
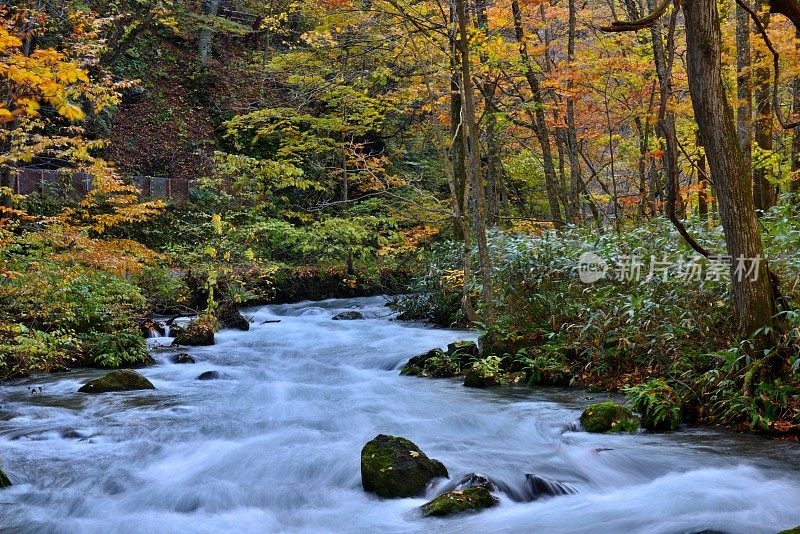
[1,297,799,533]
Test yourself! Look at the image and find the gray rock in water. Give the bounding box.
[332,311,364,320]
[523,474,577,500]
[454,473,499,492]
[173,353,196,364]
[197,370,227,380]
[218,303,250,331]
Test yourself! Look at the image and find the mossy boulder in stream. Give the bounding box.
[172,315,216,346]
[463,356,503,388]
[0,467,10,488]
[400,349,460,378]
[78,369,155,394]
[420,487,498,517]
[361,434,448,498]
[580,401,638,433]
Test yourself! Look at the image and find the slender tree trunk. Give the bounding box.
[456,0,495,323]
[684,0,775,335]
[566,0,582,223]
[736,0,753,190]
[511,0,563,227]
[199,0,221,67]
[649,6,684,219]
[753,0,775,211]
[791,31,800,194]
[476,0,504,227]
[697,132,709,218]
[450,39,468,240]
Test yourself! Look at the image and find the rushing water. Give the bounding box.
[1,297,800,533]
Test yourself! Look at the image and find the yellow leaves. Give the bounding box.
[57,102,85,122]
[55,64,89,84]
[0,24,95,124]
[16,98,40,116]
[211,214,224,235]
[0,27,21,51]
[0,108,13,123]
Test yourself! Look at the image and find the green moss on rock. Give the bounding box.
[420,487,498,517]
[172,315,216,346]
[361,434,448,498]
[580,401,638,433]
[78,369,155,394]
[463,368,500,388]
[400,349,461,378]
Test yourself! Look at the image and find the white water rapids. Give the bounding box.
[1,297,799,533]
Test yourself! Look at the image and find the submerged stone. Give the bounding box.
[173,353,196,364]
[454,473,498,492]
[524,474,577,499]
[332,311,364,320]
[360,434,448,498]
[580,401,638,433]
[197,370,226,380]
[420,487,498,517]
[78,369,155,394]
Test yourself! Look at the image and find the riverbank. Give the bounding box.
[392,215,800,437]
[1,297,799,533]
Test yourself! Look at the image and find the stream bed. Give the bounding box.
[1,296,799,533]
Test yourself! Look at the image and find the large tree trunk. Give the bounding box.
[511,0,563,227]
[753,0,776,211]
[684,0,776,335]
[456,0,495,324]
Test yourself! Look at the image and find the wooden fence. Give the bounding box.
[9,168,196,202]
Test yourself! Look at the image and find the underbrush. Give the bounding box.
[395,206,800,434]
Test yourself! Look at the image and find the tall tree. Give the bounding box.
[456,0,495,323]
[683,0,776,335]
